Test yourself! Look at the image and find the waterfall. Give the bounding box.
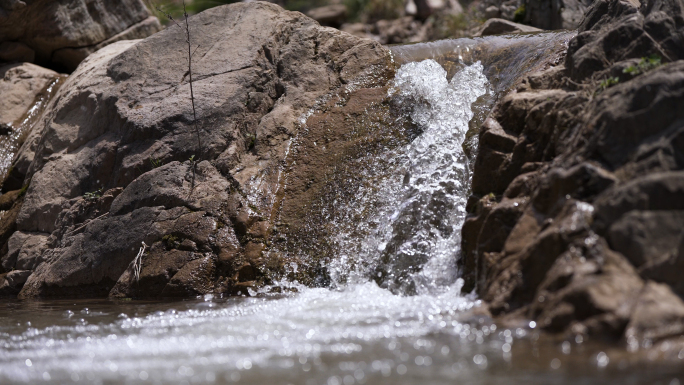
[327,60,488,295]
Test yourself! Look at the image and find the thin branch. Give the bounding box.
[183,0,202,160]
[132,241,148,283]
[191,44,201,59]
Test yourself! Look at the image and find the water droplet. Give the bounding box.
[562,341,571,354]
[596,352,609,368]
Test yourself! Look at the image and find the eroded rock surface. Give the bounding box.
[0,0,161,71]
[479,0,595,30]
[1,2,393,298]
[462,0,684,346]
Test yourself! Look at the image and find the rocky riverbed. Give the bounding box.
[1,0,684,374]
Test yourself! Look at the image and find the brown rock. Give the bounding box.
[626,281,684,343]
[474,18,542,37]
[9,2,393,299]
[0,270,31,297]
[0,42,35,63]
[0,0,161,71]
[462,0,684,344]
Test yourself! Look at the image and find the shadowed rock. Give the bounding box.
[2,2,393,299]
[0,0,161,71]
[462,0,684,344]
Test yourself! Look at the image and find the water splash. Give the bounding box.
[327,60,488,295]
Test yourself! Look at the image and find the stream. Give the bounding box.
[1,32,683,384]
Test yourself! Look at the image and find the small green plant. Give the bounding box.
[149,157,163,169]
[162,234,181,248]
[431,13,469,39]
[344,0,402,22]
[246,134,256,150]
[17,182,29,198]
[146,0,238,24]
[513,5,526,23]
[623,55,662,76]
[84,187,104,201]
[598,76,620,92]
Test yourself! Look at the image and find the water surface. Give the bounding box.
[2,33,683,385]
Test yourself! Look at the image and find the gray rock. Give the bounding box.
[485,5,501,18]
[0,270,31,297]
[13,232,48,271]
[474,18,542,36]
[0,62,62,186]
[626,281,684,343]
[2,231,47,271]
[524,0,595,30]
[462,0,684,343]
[415,0,447,19]
[10,2,393,298]
[607,210,684,268]
[0,0,161,71]
[307,4,347,27]
[0,63,59,127]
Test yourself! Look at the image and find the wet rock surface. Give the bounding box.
[0,2,393,298]
[462,0,684,345]
[0,0,161,71]
[0,63,60,127]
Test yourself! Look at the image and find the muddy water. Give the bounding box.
[2,33,683,384]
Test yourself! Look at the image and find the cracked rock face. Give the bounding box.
[462,0,684,345]
[0,1,393,299]
[0,0,161,71]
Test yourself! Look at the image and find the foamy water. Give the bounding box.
[2,42,683,385]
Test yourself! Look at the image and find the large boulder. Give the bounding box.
[2,2,393,298]
[462,0,684,346]
[479,0,595,30]
[0,0,161,71]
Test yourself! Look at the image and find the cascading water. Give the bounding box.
[327,60,488,296]
[2,33,681,385]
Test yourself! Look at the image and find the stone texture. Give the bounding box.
[461,0,684,344]
[474,18,542,36]
[0,269,31,297]
[4,2,393,299]
[479,0,595,30]
[524,0,595,30]
[0,0,161,71]
[0,63,60,127]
